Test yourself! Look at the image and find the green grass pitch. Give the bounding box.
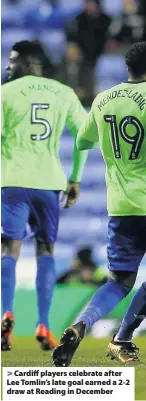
[2,336,146,400]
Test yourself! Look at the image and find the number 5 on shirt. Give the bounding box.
[31,103,52,141]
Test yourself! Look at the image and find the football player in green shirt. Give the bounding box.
[1,40,88,351]
[53,42,146,366]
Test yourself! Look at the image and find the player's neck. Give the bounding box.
[128,74,146,83]
[24,66,43,77]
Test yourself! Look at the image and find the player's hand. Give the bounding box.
[61,181,80,208]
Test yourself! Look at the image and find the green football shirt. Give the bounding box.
[77,81,146,216]
[2,76,88,190]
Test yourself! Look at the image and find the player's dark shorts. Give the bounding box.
[1,187,60,242]
[107,216,146,272]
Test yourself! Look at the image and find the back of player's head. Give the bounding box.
[77,247,92,264]
[12,40,44,64]
[125,42,146,77]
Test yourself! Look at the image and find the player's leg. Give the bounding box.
[115,281,146,342]
[53,216,144,366]
[29,189,60,350]
[107,282,146,363]
[2,238,21,313]
[1,238,22,351]
[35,240,57,350]
[53,270,136,366]
[1,187,29,350]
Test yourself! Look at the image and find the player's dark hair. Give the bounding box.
[125,42,146,77]
[12,40,56,77]
[12,40,44,63]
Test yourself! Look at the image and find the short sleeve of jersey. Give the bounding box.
[66,89,88,136]
[77,100,99,143]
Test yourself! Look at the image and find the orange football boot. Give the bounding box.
[36,324,57,350]
[1,311,15,351]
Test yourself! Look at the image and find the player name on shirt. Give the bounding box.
[20,83,60,97]
[98,88,146,111]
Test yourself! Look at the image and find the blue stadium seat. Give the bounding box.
[62,161,105,184]
[58,215,108,243]
[59,0,83,12]
[40,29,66,63]
[2,3,22,28]
[96,54,127,92]
[2,29,34,52]
[103,0,123,15]
[1,55,8,77]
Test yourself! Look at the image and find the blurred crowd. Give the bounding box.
[2,0,146,106]
[57,246,108,286]
[55,0,146,106]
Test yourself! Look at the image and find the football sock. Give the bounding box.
[78,279,128,331]
[115,282,146,342]
[1,256,16,315]
[36,255,56,329]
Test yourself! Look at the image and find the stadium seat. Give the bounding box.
[95,54,127,92]
[103,0,123,15]
[2,3,22,28]
[59,0,83,13]
[2,29,34,52]
[39,29,66,63]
